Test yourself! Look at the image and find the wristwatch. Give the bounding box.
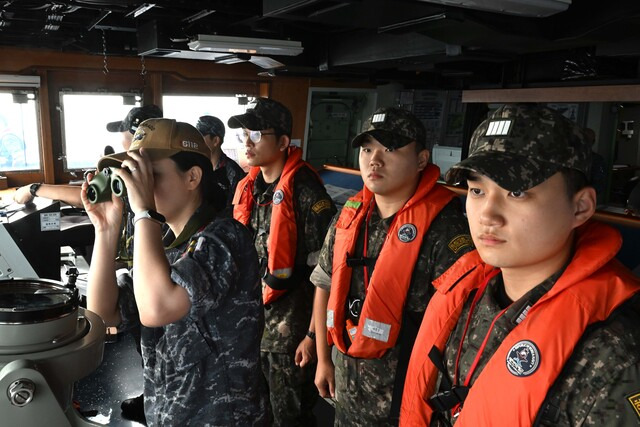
[29,183,42,197]
[306,330,316,340]
[133,209,166,226]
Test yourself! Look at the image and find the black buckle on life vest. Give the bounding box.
[346,256,376,269]
[428,386,469,413]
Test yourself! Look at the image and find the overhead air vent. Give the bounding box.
[137,20,227,60]
[188,35,303,56]
[137,22,291,69]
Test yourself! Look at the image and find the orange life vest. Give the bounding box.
[233,146,312,305]
[327,164,455,359]
[400,221,640,426]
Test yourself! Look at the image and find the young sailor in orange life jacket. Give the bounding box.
[310,107,473,426]
[400,104,640,427]
[230,97,336,426]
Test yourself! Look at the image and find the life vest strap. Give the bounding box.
[426,345,469,413]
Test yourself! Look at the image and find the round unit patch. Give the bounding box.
[506,340,540,377]
[272,189,284,205]
[397,224,417,243]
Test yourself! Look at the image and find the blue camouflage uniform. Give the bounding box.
[118,205,268,426]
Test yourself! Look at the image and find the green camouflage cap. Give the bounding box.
[447,104,591,192]
[227,97,292,136]
[352,107,427,149]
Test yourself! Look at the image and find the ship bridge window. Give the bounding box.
[60,93,141,170]
[0,91,40,171]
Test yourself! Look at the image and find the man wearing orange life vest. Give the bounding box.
[401,104,640,426]
[310,107,473,426]
[229,97,336,426]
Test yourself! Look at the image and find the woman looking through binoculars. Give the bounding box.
[81,118,268,426]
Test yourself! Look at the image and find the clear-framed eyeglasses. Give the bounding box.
[242,129,277,143]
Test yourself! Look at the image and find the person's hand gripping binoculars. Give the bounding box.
[81,149,158,231]
[85,166,128,204]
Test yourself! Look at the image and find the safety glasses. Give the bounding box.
[242,129,277,143]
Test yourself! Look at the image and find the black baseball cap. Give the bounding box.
[196,115,226,138]
[106,104,163,134]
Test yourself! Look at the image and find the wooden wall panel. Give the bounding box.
[270,77,311,144]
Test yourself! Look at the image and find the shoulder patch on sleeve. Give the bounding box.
[448,234,473,253]
[627,391,640,420]
[312,199,332,214]
[343,200,362,209]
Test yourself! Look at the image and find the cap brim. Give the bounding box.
[446,151,562,192]
[228,113,269,130]
[106,121,125,133]
[96,149,180,170]
[351,129,412,148]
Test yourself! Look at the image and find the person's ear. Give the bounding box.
[278,135,291,152]
[417,148,429,171]
[572,186,596,228]
[185,166,203,190]
[211,136,222,150]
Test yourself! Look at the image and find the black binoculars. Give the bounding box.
[87,167,127,204]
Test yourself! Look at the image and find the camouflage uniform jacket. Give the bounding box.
[249,166,336,353]
[118,214,267,426]
[312,197,473,426]
[215,152,246,214]
[437,270,640,426]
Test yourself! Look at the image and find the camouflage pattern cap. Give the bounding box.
[228,97,292,136]
[352,107,427,149]
[447,104,591,192]
[106,104,163,135]
[97,118,210,170]
[196,115,226,138]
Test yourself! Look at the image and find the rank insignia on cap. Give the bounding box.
[506,340,540,377]
[372,113,386,123]
[397,223,417,243]
[273,189,284,205]
[627,391,640,420]
[485,119,513,136]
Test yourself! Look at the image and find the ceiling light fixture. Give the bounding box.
[128,3,156,18]
[189,35,303,56]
